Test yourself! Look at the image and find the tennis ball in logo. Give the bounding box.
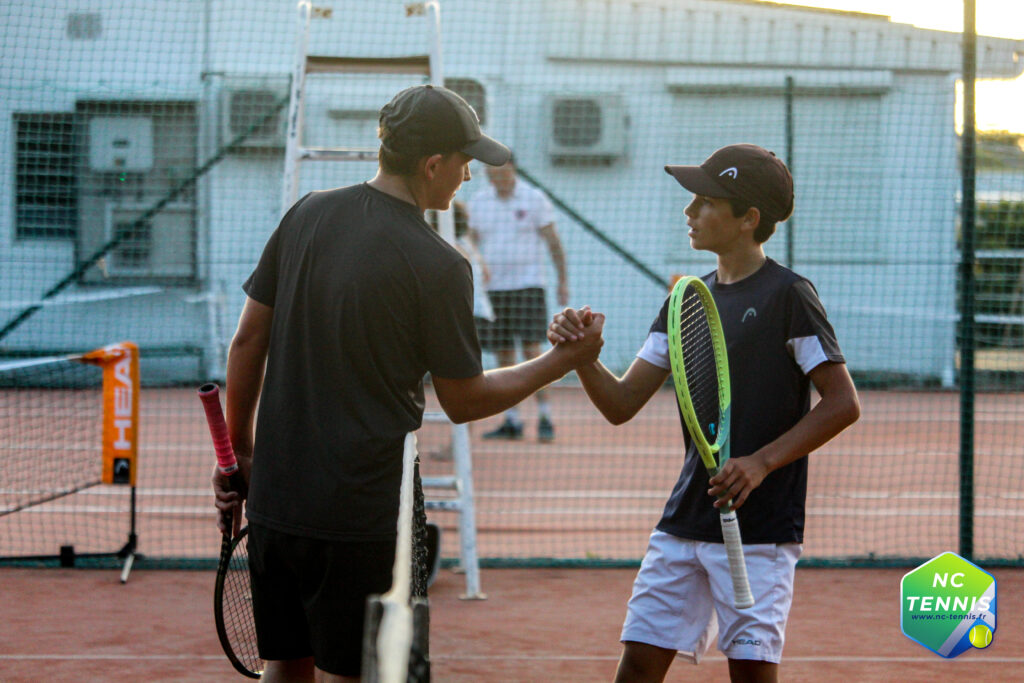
[969,624,993,649]
[900,552,996,658]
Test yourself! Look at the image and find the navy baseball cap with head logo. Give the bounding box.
[379,84,511,166]
[665,144,794,222]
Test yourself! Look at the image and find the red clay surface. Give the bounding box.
[3,386,1023,564]
[0,566,1020,681]
[2,385,1022,680]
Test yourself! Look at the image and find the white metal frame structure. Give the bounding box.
[281,0,482,599]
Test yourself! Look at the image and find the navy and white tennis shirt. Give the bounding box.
[637,258,845,544]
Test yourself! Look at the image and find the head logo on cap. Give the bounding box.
[664,143,794,222]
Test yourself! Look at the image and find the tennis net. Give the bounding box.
[0,345,138,566]
[362,433,432,683]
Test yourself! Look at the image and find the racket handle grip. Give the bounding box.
[218,469,246,533]
[720,509,755,609]
[198,383,238,474]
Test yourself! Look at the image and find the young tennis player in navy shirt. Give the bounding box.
[549,144,860,683]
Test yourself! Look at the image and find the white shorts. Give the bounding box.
[621,530,801,664]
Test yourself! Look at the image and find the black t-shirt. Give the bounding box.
[643,259,844,544]
[243,183,482,541]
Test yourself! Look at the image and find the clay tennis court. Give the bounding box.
[3,385,1022,563]
[0,566,1021,681]
[1,384,1022,680]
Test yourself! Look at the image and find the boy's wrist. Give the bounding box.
[749,449,776,475]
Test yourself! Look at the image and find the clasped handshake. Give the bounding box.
[547,305,605,368]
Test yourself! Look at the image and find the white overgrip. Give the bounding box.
[719,509,755,609]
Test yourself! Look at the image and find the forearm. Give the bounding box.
[224,336,268,462]
[552,247,568,286]
[541,225,568,286]
[547,307,665,425]
[435,321,608,424]
[577,358,667,425]
[436,309,604,422]
[709,362,859,510]
[445,348,572,422]
[576,362,632,425]
[751,392,860,473]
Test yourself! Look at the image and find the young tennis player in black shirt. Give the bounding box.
[213,85,604,682]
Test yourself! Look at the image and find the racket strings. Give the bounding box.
[222,534,261,674]
[677,289,721,443]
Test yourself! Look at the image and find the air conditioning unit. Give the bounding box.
[102,203,195,280]
[220,82,289,148]
[546,94,627,161]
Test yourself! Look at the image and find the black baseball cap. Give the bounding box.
[379,85,511,166]
[665,144,794,222]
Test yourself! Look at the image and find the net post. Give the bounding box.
[409,598,431,682]
[118,485,139,583]
[451,422,485,600]
[783,74,795,269]
[362,595,431,682]
[958,0,977,562]
[361,595,385,683]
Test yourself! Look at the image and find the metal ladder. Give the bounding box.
[421,415,485,599]
[282,1,483,599]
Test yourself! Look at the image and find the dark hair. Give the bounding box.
[378,122,420,176]
[727,197,777,244]
[377,122,455,176]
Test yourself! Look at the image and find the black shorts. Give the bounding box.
[247,523,395,676]
[478,287,548,351]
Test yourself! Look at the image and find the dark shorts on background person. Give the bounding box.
[473,316,494,346]
[247,523,395,677]
[479,287,548,350]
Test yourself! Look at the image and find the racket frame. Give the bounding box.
[199,383,262,678]
[667,276,755,609]
[213,526,261,679]
[667,277,731,472]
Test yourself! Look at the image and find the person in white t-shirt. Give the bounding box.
[467,154,568,441]
[430,201,495,329]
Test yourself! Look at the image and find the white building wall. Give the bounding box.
[1,0,1021,383]
[1,1,206,372]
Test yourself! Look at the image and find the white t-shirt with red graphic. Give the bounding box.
[468,180,555,292]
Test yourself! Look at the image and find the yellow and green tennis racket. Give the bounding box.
[668,276,754,609]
